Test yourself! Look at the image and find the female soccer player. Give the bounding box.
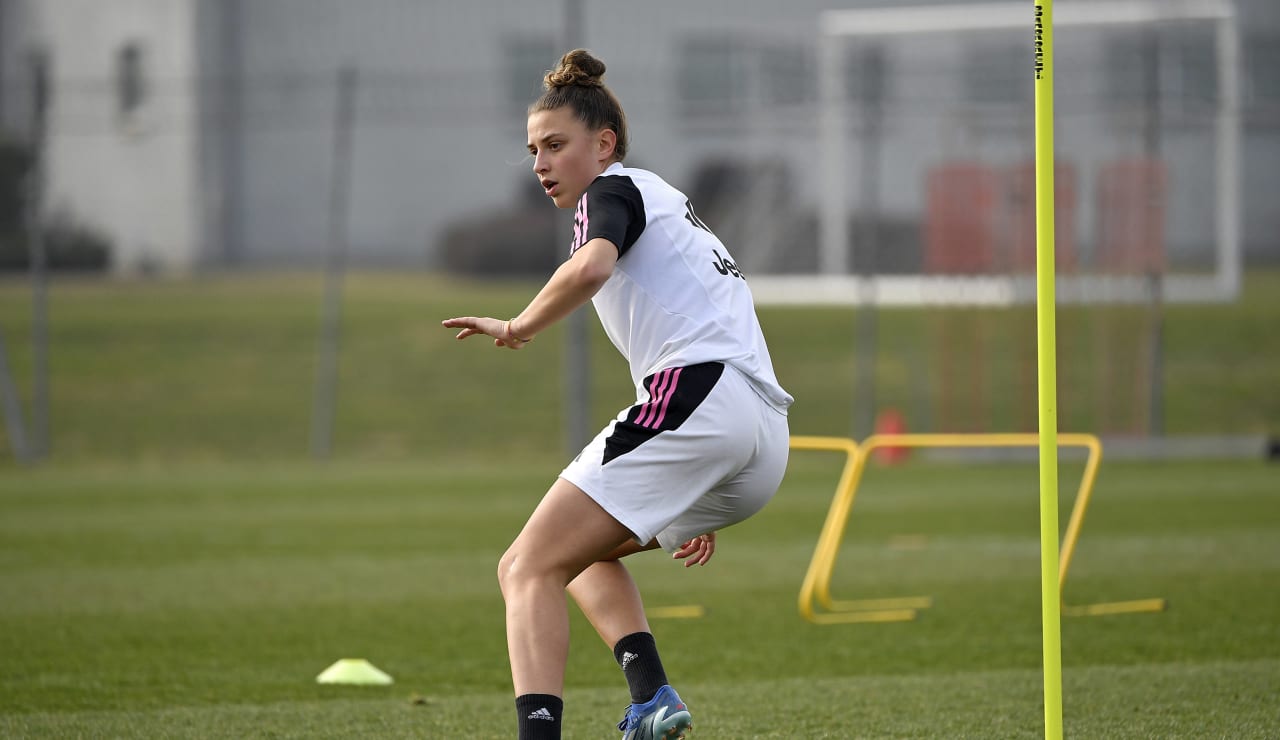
[442,49,792,740]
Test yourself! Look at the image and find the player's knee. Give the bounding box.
[497,547,544,596]
[496,548,518,595]
[499,546,576,599]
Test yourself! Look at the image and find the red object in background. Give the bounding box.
[874,407,910,465]
[924,162,999,274]
[1096,158,1167,274]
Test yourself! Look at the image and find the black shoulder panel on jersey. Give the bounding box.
[580,175,646,258]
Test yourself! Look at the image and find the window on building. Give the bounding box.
[1162,27,1218,110]
[1245,32,1280,120]
[1103,27,1218,121]
[843,45,889,105]
[1102,33,1151,109]
[29,48,51,133]
[760,45,813,107]
[961,42,1028,107]
[116,41,147,123]
[504,36,555,119]
[678,37,814,119]
[677,38,748,115]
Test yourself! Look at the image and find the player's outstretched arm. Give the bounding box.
[442,237,617,350]
[440,315,532,349]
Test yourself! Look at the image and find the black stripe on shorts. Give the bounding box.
[602,361,725,465]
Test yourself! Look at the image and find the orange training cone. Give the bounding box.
[874,408,910,465]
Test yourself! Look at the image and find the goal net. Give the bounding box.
[748,0,1241,307]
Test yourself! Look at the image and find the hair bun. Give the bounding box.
[544,49,606,90]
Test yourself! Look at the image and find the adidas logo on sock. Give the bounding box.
[620,651,638,670]
[527,707,555,722]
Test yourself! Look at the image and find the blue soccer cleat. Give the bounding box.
[618,684,693,739]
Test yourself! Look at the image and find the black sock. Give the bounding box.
[515,694,562,740]
[613,631,669,704]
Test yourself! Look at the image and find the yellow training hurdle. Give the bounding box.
[791,434,1167,624]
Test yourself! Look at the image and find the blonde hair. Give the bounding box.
[530,49,629,161]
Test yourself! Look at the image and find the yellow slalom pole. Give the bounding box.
[1033,2,1064,739]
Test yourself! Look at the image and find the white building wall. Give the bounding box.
[28,0,200,274]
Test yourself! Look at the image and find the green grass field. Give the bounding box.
[0,270,1276,464]
[1,456,1276,737]
[0,272,1276,737]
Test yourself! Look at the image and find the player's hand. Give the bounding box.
[441,316,531,349]
[673,532,716,567]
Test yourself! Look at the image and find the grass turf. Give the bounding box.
[0,271,1275,735]
[1,456,1276,737]
[0,270,1276,465]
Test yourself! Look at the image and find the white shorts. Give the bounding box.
[559,362,790,553]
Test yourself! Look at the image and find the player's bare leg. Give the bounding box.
[568,540,656,647]
[498,477,635,696]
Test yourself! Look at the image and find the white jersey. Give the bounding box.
[569,162,792,412]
